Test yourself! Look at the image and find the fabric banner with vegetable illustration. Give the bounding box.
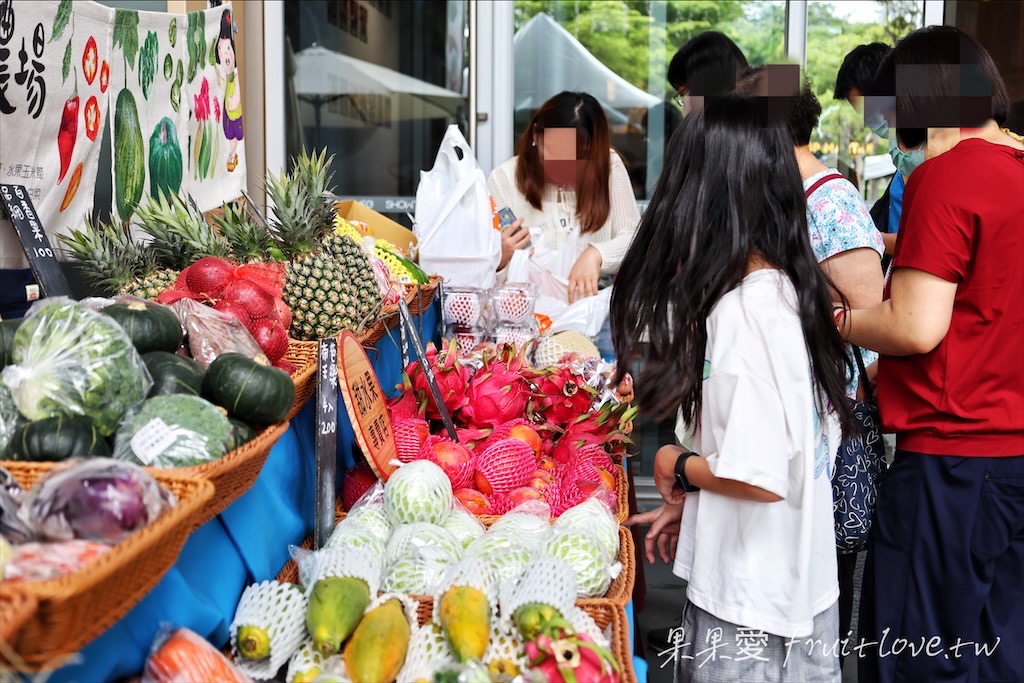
[182,5,246,212]
[0,0,114,269]
[109,6,189,226]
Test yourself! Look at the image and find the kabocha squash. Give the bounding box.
[203,353,294,425]
[104,302,183,354]
[0,319,22,368]
[228,418,256,450]
[143,351,205,397]
[6,416,111,461]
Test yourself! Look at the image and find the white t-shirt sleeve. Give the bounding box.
[703,370,791,500]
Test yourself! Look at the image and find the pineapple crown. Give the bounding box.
[134,191,231,269]
[213,200,279,263]
[59,216,151,292]
[265,148,338,260]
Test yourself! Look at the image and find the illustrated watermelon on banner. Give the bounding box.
[0,0,114,269]
[108,6,188,225]
[183,5,246,212]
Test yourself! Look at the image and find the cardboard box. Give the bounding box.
[335,200,418,257]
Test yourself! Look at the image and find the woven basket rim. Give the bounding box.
[176,419,290,478]
[0,463,213,601]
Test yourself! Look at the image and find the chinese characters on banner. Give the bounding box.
[0,0,246,270]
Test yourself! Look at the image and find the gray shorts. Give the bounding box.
[671,601,841,683]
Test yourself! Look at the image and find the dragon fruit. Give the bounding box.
[473,438,536,497]
[532,366,598,426]
[461,346,536,429]
[387,386,424,422]
[393,418,430,463]
[550,403,637,464]
[418,435,475,489]
[405,340,470,421]
[455,426,493,452]
[525,633,620,683]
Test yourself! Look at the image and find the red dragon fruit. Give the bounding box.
[392,418,430,462]
[532,365,597,426]
[387,379,425,422]
[418,435,475,489]
[405,339,471,421]
[461,346,536,429]
[566,444,614,473]
[550,403,637,464]
[524,633,620,683]
[455,426,493,451]
[473,438,536,496]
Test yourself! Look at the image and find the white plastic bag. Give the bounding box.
[415,125,501,289]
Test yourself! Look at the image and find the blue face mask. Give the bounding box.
[867,112,889,141]
[889,136,924,178]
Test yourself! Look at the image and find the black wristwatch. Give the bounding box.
[674,450,701,493]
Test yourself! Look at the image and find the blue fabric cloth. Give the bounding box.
[626,601,649,681]
[888,171,905,233]
[47,303,441,682]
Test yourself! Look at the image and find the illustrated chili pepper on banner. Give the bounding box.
[82,35,97,84]
[57,82,78,183]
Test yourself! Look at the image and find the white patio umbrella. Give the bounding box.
[294,45,464,144]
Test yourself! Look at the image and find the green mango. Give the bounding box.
[113,89,145,222]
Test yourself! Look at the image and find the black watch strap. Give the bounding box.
[674,450,700,493]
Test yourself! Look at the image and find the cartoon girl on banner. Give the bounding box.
[216,9,243,172]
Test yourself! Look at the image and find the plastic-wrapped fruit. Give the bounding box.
[325,522,387,561]
[491,284,538,325]
[464,530,528,558]
[382,548,456,595]
[443,507,486,549]
[481,544,533,584]
[542,528,614,598]
[553,498,620,558]
[383,460,453,526]
[488,512,551,550]
[344,504,391,543]
[385,522,463,565]
[442,288,484,327]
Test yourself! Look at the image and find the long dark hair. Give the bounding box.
[610,94,852,436]
[514,92,611,234]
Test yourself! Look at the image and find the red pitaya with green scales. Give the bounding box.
[461,345,537,429]
[473,437,536,496]
[532,365,598,426]
[455,426,493,452]
[405,339,471,421]
[550,403,637,464]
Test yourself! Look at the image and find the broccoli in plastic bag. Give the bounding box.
[113,395,234,468]
[0,381,22,456]
[1,298,150,436]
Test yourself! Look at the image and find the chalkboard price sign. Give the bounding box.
[314,336,339,548]
[1,184,71,298]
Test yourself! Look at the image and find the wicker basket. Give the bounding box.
[0,588,37,658]
[285,339,319,420]
[406,276,442,317]
[0,463,214,669]
[581,602,638,683]
[169,419,290,527]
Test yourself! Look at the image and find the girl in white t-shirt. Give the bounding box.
[611,95,854,682]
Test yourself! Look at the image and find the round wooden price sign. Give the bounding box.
[336,331,398,480]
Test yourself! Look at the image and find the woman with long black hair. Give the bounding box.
[612,95,852,682]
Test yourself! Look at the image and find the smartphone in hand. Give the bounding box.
[498,207,531,248]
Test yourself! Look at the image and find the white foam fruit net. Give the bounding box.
[397,622,455,682]
[382,545,457,595]
[230,580,308,679]
[483,620,530,677]
[443,506,486,548]
[553,497,620,559]
[487,512,552,552]
[569,605,612,648]
[342,503,392,542]
[502,558,579,626]
[542,527,621,598]
[297,545,383,596]
[385,522,464,565]
[286,639,343,683]
[324,520,388,562]
[432,556,500,621]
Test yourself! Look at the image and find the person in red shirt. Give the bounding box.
[835,26,1024,683]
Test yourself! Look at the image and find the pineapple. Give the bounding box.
[266,150,383,341]
[213,200,278,263]
[59,217,179,298]
[134,192,231,270]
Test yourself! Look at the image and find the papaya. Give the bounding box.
[236,625,270,660]
[291,667,322,683]
[113,89,145,221]
[438,586,490,663]
[306,575,370,657]
[343,599,410,683]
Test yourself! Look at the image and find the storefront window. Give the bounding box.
[805,0,924,203]
[512,0,786,200]
[283,1,468,212]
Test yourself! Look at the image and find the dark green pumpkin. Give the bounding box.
[143,351,205,397]
[104,302,183,354]
[229,418,257,450]
[1,318,22,368]
[7,416,111,461]
[203,353,295,425]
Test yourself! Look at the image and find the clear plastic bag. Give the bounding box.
[1,298,150,436]
[0,471,34,544]
[3,539,110,582]
[112,395,234,468]
[143,626,251,683]
[169,298,264,368]
[0,381,23,456]
[23,458,176,544]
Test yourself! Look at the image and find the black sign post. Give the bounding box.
[1,184,71,298]
[314,337,339,549]
[398,298,458,442]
